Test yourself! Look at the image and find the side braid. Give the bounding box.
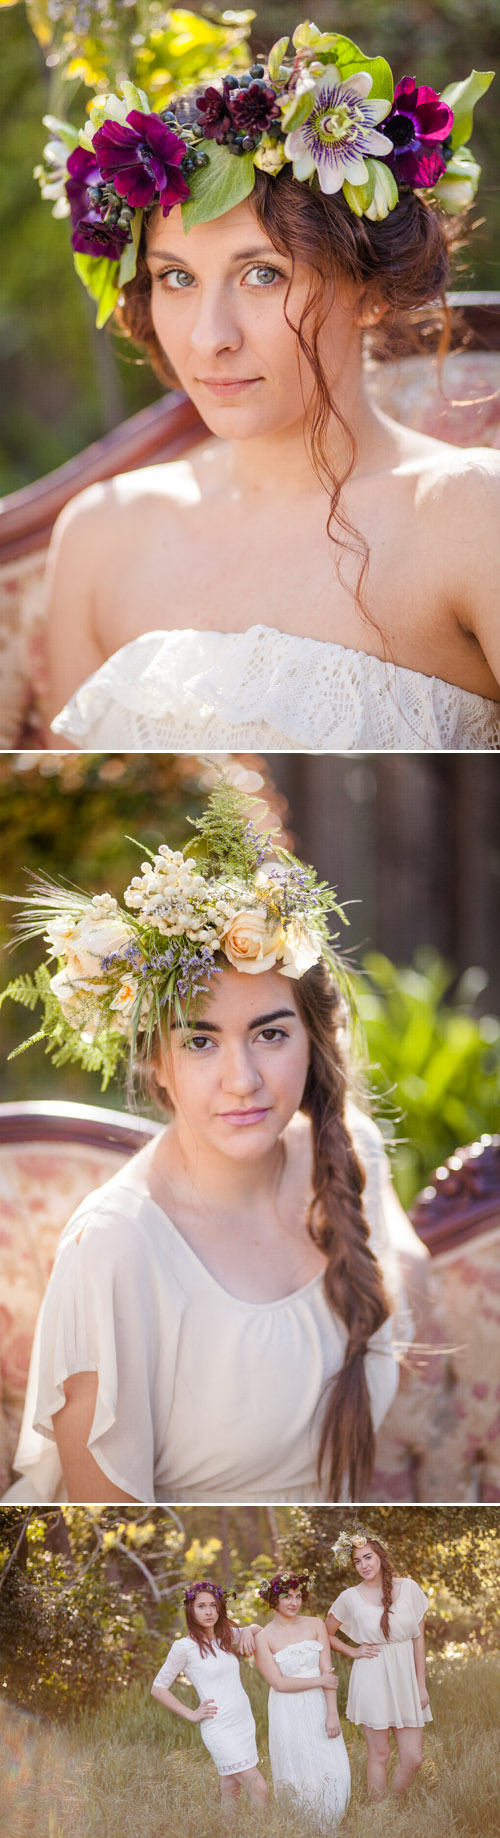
[352,1540,396,1640]
[295,962,391,1501]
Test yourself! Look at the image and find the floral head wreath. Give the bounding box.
[183,1579,236,1607]
[1,776,355,1091]
[36,10,494,324]
[259,1569,310,1604]
[331,1518,390,1571]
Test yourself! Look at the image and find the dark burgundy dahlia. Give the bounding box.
[384,77,454,188]
[65,146,129,259]
[92,110,190,214]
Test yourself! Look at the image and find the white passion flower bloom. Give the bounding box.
[284,68,392,194]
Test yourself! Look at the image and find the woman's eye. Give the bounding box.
[188,1033,214,1052]
[256,1027,287,1043]
[157,268,195,289]
[245,264,284,288]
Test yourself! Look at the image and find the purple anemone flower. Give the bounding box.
[65,146,129,260]
[384,77,454,187]
[92,110,190,215]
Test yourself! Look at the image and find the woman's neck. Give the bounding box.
[225,365,391,499]
[154,1116,287,1219]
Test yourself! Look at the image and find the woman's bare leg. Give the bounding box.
[392,1727,423,1796]
[234,1766,269,1805]
[363,1726,391,1799]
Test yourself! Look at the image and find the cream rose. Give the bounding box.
[221,906,284,974]
[276,920,322,978]
[64,916,138,979]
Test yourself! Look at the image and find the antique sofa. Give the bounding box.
[0,1100,498,1502]
[1,295,499,749]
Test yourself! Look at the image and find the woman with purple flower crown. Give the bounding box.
[38,16,499,751]
[2,779,410,1507]
[151,1580,269,1812]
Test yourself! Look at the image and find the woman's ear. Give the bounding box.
[354,293,389,329]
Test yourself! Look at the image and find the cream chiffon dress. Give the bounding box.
[268,1639,351,1829]
[5,1105,407,1503]
[152,1636,258,1775]
[329,1577,433,1729]
[49,625,500,752]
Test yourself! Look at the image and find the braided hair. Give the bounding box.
[294,959,391,1501]
[352,1539,397,1641]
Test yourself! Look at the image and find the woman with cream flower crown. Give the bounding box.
[326,1523,432,1801]
[2,778,410,1506]
[38,15,500,752]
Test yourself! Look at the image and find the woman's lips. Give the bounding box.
[219,1108,270,1126]
[197,376,261,396]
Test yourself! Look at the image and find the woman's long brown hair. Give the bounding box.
[294,959,392,1502]
[114,168,462,625]
[184,1586,235,1658]
[352,1539,397,1640]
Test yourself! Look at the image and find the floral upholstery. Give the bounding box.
[0,1113,154,1496]
[0,1106,498,1502]
[1,350,499,750]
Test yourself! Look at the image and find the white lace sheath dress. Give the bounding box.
[4,1107,406,1504]
[328,1578,433,1729]
[268,1639,351,1829]
[152,1636,258,1775]
[50,625,500,752]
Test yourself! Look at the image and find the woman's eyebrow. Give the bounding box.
[146,244,283,267]
[190,1008,296,1033]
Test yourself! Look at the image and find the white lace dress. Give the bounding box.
[328,1578,433,1729]
[49,625,500,752]
[4,1107,406,1505]
[152,1636,258,1775]
[268,1639,351,1829]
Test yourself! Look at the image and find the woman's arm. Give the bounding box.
[254,1631,338,1695]
[413,1621,430,1709]
[45,491,107,724]
[151,1682,217,1723]
[53,1373,137,1502]
[316,1620,341,1737]
[326,1614,379,1662]
[233,1623,262,1657]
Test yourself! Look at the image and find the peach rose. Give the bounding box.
[221,906,284,974]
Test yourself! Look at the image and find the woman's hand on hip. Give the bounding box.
[194,1699,218,1722]
[353,1643,380,1659]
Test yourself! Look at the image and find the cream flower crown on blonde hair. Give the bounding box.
[35,9,494,324]
[1,777,355,1090]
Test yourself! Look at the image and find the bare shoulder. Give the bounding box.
[50,450,214,553]
[414,441,500,518]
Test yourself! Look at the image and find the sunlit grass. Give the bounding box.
[1,1655,499,1838]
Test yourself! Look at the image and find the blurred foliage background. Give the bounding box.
[1,0,499,495]
[1,1503,499,1719]
[1,750,499,1205]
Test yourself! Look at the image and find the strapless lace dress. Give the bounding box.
[50,624,500,752]
[268,1640,351,1829]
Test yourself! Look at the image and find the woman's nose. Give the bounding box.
[188,286,243,361]
[220,1043,263,1095]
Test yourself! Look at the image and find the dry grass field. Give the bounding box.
[1,1653,499,1838]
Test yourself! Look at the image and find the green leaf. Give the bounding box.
[118,213,141,288]
[73,253,121,328]
[342,170,374,216]
[42,115,79,151]
[280,88,316,132]
[321,36,394,104]
[268,36,289,82]
[181,140,255,230]
[441,69,494,150]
